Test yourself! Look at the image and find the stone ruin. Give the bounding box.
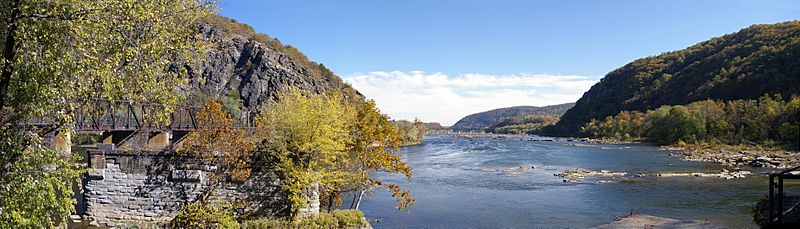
[80,144,319,227]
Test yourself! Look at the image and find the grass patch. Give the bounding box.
[242,210,367,229]
[170,202,239,229]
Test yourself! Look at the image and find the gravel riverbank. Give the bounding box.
[666,146,800,169]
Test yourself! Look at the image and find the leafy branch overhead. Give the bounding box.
[1,0,217,227]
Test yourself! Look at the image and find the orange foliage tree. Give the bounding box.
[179,101,254,200]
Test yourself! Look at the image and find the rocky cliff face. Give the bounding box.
[188,24,351,113]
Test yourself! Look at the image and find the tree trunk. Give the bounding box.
[354,189,366,210]
[349,191,358,209]
[327,195,332,212]
[0,0,21,109]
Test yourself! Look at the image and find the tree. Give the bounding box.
[393,119,427,145]
[255,88,353,220]
[1,0,214,128]
[779,97,800,149]
[342,100,413,212]
[647,106,704,145]
[0,0,216,226]
[179,101,255,199]
[0,131,85,227]
[580,119,600,137]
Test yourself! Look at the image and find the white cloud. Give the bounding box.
[343,71,600,126]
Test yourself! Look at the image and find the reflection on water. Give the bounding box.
[360,134,771,228]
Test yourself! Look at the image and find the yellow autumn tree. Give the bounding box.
[342,100,413,212]
[255,88,353,220]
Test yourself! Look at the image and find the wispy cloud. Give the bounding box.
[343,71,600,126]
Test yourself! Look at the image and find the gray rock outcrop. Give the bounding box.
[189,24,344,113]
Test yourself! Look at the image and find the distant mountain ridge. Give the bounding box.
[547,21,800,136]
[451,103,575,131]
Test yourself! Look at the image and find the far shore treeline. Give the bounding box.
[580,95,800,149]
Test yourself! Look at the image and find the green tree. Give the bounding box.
[392,119,427,145]
[779,97,800,149]
[0,131,85,227]
[0,0,216,226]
[648,106,704,145]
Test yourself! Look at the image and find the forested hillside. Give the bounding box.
[487,115,560,135]
[451,103,574,131]
[548,21,800,136]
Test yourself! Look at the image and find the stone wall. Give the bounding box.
[83,145,318,227]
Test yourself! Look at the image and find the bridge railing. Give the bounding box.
[768,166,800,224]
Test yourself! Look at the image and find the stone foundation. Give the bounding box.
[83,145,318,227]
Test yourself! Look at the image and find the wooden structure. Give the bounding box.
[768,166,800,225]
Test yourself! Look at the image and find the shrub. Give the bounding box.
[170,202,239,229]
[241,210,367,229]
[752,195,769,227]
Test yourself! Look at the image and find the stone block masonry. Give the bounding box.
[83,145,319,227]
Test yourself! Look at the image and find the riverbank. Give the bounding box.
[563,136,800,169]
[665,145,800,169]
[554,167,753,182]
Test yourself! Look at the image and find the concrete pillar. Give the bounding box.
[102,133,113,144]
[298,182,320,219]
[146,131,172,151]
[54,131,71,154]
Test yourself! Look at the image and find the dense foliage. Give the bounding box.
[487,115,560,135]
[341,101,413,212]
[552,21,800,136]
[0,131,85,227]
[581,95,800,148]
[256,88,353,219]
[179,101,255,201]
[421,122,446,131]
[170,202,239,229]
[392,119,427,145]
[452,103,574,131]
[256,88,414,219]
[0,0,215,227]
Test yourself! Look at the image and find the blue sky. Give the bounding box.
[221,0,800,125]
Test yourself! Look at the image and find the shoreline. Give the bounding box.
[552,135,800,169]
[664,145,800,169]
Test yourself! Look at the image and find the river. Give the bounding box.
[359,134,778,228]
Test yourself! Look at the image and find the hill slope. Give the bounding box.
[549,21,800,136]
[451,103,574,131]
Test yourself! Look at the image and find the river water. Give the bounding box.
[359,134,778,228]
